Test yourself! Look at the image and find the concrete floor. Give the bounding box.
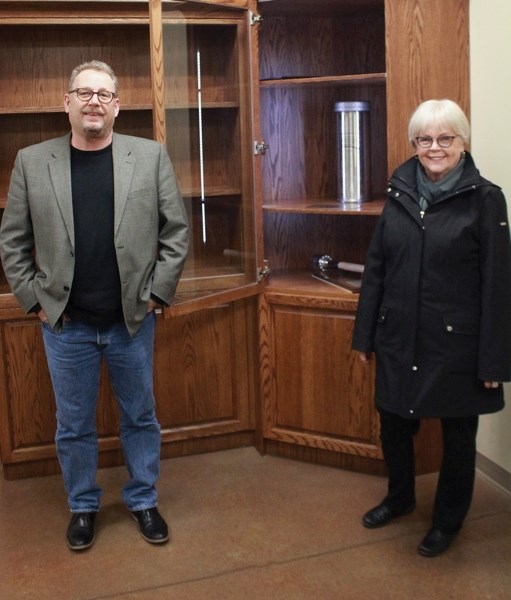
[1,447,510,599]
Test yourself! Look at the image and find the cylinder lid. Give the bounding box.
[334,101,370,112]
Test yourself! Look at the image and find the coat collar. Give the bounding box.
[47,132,136,245]
[390,151,483,196]
[386,152,487,226]
[112,132,135,237]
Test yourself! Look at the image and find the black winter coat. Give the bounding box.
[352,153,511,418]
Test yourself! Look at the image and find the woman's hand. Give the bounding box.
[358,351,373,363]
[484,381,500,389]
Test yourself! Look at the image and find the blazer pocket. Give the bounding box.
[125,188,158,229]
[127,187,154,200]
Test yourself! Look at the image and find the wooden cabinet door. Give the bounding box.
[149,0,263,316]
[259,290,383,474]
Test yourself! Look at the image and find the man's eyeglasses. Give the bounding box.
[415,135,459,149]
[68,88,117,104]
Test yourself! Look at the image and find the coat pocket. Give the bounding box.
[374,306,401,356]
[442,316,479,335]
[442,315,479,372]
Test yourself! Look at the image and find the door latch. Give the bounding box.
[249,11,263,26]
[257,260,271,281]
[254,140,269,156]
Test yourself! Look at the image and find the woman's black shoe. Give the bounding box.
[418,527,457,557]
[362,501,415,528]
[66,512,96,551]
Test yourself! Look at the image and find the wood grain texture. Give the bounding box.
[263,213,379,271]
[385,0,469,172]
[260,84,387,203]
[259,295,381,459]
[149,0,167,143]
[259,12,385,80]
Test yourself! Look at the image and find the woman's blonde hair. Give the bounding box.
[408,99,470,147]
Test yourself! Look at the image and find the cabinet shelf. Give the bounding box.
[263,198,385,215]
[260,73,386,89]
[0,105,154,115]
[265,270,360,310]
[181,188,241,198]
[166,102,239,109]
[0,1,150,24]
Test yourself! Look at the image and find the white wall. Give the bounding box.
[470,0,511,475]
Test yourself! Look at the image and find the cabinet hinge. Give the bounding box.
[249,11,263,26]
[253,140,269,156]
[257,260,271,281]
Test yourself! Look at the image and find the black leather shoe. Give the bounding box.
[362,501,415,529]
[131,507,169,544]
[418,527,457,557]
[66,512,96,551]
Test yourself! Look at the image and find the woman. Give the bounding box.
[352,99,511,557]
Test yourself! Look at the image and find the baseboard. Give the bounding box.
[476,452,511,495]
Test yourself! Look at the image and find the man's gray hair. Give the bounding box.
[68,60,118,93]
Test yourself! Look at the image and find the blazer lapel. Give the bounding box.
[112,133,135,236]
[48,135,75,248]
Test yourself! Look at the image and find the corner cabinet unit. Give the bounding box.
[0,0,468,479]
[256,0,468,474]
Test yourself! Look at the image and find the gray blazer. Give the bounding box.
[0,132,189,336]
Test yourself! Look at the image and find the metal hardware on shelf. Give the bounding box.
[311,254,334,272]
[249,11,263,26]
[257,260,271,281]
[253,140,269,155]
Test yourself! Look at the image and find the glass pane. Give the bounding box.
[161,4,257,305]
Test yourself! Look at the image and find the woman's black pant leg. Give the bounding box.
[378,409,420,511]
[433,415,479,533]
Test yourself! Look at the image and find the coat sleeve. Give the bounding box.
[0,150,39,313]
[150,144,189,305]
[477,186,511,381]
[351,206,387,353]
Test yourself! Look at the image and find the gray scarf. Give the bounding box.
[416,155,466,210]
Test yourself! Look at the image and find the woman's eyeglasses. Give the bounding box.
[415,135,459,148]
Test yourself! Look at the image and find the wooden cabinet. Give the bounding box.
[0,0,260,479]
[0,0,468,479]
[257,0,468,474]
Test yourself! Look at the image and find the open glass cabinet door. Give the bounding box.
[149,0,261,316]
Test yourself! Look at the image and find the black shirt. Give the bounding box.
[66,144,123,327]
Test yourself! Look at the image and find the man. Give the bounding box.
[0,61,189,551]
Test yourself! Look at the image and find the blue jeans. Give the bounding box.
[42,313,160,513]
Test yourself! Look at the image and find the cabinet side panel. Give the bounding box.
[385,0,469,173]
